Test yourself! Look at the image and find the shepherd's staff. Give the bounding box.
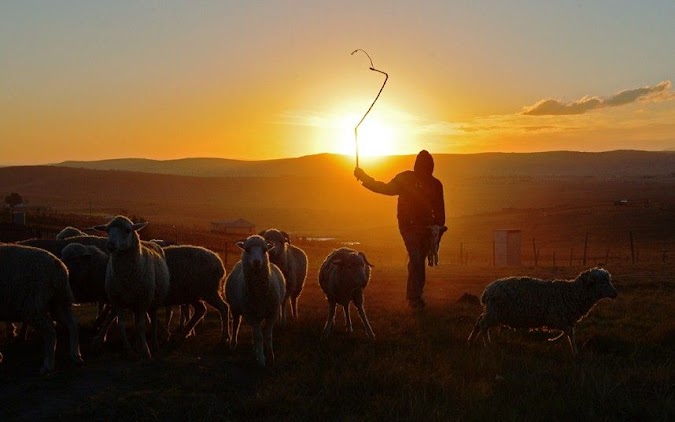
[351,49,388,169]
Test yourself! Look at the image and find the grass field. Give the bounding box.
[1,235,673,421]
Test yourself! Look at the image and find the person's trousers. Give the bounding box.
[400,228,430,301]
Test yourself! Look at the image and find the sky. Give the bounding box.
[1,1,674,165]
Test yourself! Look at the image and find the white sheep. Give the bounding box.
[92,216,170,359]
[259,229,308,324]
[225,235,285,367]
[427,225,447,267]
[467,267,618,355]
[318,247,375,339]
[0,243,83,374]
[162,245,229,342]
[56,226,88,240]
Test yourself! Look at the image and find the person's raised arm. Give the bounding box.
[354,167,400,196]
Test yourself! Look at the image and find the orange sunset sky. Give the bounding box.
[1,1,674,165]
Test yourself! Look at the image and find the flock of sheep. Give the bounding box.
[0,215,618,373]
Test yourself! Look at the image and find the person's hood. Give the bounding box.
[414,150,434,176]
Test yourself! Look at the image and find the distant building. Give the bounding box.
[210,218,256,234]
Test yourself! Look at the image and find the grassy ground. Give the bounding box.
[1,251,673,421]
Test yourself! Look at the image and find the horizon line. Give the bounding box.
[2,148,674,168]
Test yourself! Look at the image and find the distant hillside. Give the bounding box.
[2,150,674,236]
[54,150,675,179]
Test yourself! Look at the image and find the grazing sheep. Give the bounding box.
[56,226,88,240]
[93,216,170,359]
[19,235,108,257]
[162,245,229,342]
[259,229,308,324]
[60,243,109,305]
[427,225,447,267]
[0,244,83,374]
[467,267,618,355]
[225,235,285,367]
[318,247,375,339]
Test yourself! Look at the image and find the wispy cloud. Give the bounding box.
[521,80,672,116]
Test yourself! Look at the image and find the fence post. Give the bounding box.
[630,231,635,264]
[583,232,589,266]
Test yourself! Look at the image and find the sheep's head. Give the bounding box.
[258,228,290,262]
[237,235,273,272]
[93,215,147,255]
[332,250,374,290]
[579,267,617,300]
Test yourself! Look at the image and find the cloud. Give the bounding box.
[522,80,672,116]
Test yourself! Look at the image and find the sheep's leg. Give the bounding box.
[148,308,161,354]
[114,308,135,357]
[343,305,353,333]
[181,305,196,337]
[291,296,299,320]
[230,313,242,351]
[252,321,265,367]
[92,306,117,350]
[53,305,84,366]
[565,327,578,356]
[263,320,275,366]
[205,294,230,343]
[134,309,151,359]
[322,302,336,337]
[467,315,483,345]
[92,304,112,333]
[179,301,207,341]
[354,292,374,338]
[30,316,56,375]
[163,306,173,341]
[96,302,105,319]
[280,296,289,328]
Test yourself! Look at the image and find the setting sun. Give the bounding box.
[328,111,403,158]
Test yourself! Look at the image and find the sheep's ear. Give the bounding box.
[92,225,108,232]
[266,242,275,252]
[235,240,245,250]
[132,222,148,232]
[359,252,374,268]
[258,229,267,236]
[440,226,448,234]
[281,231,291,244]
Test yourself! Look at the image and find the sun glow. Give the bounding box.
[330,112,402,158]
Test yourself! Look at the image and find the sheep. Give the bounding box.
[225,235,285,367]
[0,243,83,374]
[56,226,88,240]
[258,228,308,324]
[427,225,447,267]
[161,245,229,342]
[467,267,618,355]
[19,235,108,257]
[318,247,375,339]
[92,216,170,359]
[60,243,109,305]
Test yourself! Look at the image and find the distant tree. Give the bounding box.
[4,192,23,208]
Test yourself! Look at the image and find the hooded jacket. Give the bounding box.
[360,150,445,232]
